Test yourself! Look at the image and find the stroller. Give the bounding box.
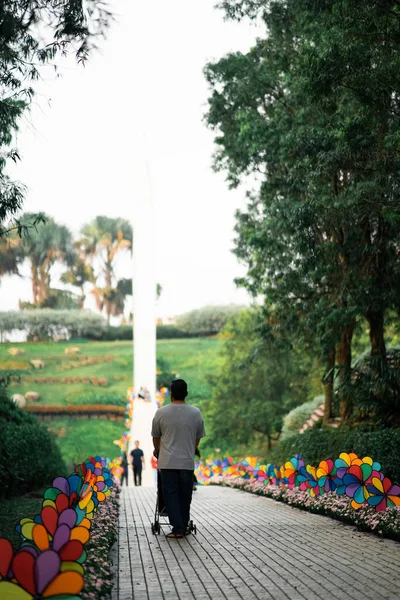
[151,470,197,535]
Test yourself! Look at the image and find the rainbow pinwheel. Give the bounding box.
[367,477,400,512]
[283,455,305,489]
[316,459,337,493]
[0,541,84,600]
[298,465,321,497]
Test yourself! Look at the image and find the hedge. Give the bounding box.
[0,389,66,498]
[0,309,106,340]
[266,428,400,483]
[175,304,245,335]
[90,324,194,341]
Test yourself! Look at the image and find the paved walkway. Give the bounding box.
[112,485,400,600]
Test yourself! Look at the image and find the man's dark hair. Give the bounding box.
[171,379,188,400]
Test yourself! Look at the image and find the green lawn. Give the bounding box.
[0,338,222,406]
[0,493,44,548]
[0,338,223,465]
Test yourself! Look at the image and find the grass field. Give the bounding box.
[0,338,222,465]
[0,338,221,405]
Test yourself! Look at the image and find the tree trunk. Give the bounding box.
[366,309,386,360]
[323,346,335,424]
[337,325,354,421]
[31,264,39,305]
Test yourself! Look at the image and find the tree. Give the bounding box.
[20,213,76,305]
[60,243,95,309]
[205,0,400,422]
[80,216,133,324]
[206,309,321,453]
[0,1,111,233]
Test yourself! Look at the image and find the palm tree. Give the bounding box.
[80,216,133,324]
[60,242,95,309]
[20,213,76,305]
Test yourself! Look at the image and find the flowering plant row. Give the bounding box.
[58,355,114,371]
[210,476,400,542]
[0,455,116,599]
[25,405,125,415]
[20,376,109,386]
[80,481,119,600]
[196,451,400,513]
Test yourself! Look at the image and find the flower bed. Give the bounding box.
[81,479,120,600]
[0,456,119,599]
[19,376,109,386]
[210,476,400,542]
[25,404,125,416]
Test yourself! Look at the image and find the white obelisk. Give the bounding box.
[129,142,157,488]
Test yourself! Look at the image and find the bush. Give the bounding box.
[281,396,324,439]
[156,325,189,339]
[175,305,245,335]
[0,388,66,498]
[88,324,190,341]
[267,428,400,483]
[0,309,106,341]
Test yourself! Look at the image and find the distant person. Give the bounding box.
[150,453,158,485]
[130,441,145,486]
[151,379,206,539]
[121,451,129,487]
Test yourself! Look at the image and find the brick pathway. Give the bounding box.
[112,485,400,600]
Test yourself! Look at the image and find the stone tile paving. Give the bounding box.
[112,485,400,600]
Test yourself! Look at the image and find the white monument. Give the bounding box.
[129,152,157,488]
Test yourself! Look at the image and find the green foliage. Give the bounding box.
[176,305,245,335]
[90,324,196,341]
[0,494,43,549]
[281,396,324,440]
[267,428,400,484]
[0,309,106,340]
[346,347,400,427]
[205,0,400,422]
[205,309,323,455]
[0,2,110,232]
[47,417,130,470]
[156,325,191,339]
[0,387,65,498]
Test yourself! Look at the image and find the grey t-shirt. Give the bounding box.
[151,403,206,470]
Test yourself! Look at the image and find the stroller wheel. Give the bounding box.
[193,524,197,535]
[151,523,155,535]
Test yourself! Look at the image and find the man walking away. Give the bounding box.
[130,440,145,486]
[151,379,206,539]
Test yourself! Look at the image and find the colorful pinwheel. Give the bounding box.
[0,543,84,600]
[298,465,321,497]
[367,477,400,512]
[283,455,304,489]
[316,459,337,493]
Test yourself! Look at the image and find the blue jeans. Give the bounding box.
[160,469,194,534]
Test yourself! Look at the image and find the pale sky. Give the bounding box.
[1,0,259,319]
